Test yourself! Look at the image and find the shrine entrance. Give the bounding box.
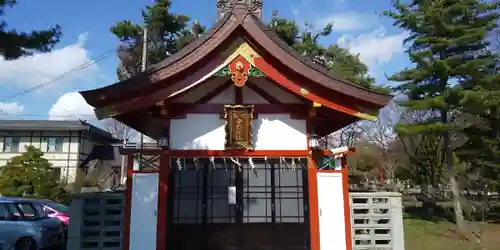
[166,157,310,250]
[79,2,392,250]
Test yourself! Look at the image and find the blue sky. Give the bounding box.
[0,0,410,122]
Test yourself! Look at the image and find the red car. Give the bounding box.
[40,201,70,226]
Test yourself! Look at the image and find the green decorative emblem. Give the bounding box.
[214,66,231,76]
[317,156,341,170]
[214,65,265,77]
[249,66,265,77]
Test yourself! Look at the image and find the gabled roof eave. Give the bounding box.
[80,4,392,117]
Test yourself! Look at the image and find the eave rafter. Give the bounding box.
[246,80,281,104]
[117,112,163,138]
[195,79,233,104]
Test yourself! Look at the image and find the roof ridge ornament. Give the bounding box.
[217,0,263,20]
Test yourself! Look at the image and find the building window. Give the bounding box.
[46,138,64,153]
[242,162,273,223]
[273,164,305,223]
[3,137,20,152]
[172,166,204,224]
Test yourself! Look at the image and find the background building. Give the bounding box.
[0,120,120,183]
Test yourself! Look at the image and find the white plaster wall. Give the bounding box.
[170,114,226,150]
[253,114,307,150]
[170,114,307,150]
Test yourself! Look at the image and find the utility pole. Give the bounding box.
[120,129,127,184]
[139,27,147,144]
[134,26,148,171]
[141,27,148,75]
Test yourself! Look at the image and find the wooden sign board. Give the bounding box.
[224,105,254,150]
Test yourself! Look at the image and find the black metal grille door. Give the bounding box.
[167,158,309,250]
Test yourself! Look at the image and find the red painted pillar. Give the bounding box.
[310,153,354,250]
[341,156,353,250]
[157,154,169,250]
[307,156,320,250]
[123,155,134,250]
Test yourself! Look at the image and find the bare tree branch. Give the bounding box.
[103,119,136,141]
[359,100,401,151]
[328,122,362,148]
[355,100,401,187]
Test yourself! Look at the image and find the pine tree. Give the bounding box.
[0,0,61,60]
[110,0,204,80]
[111,3,389,93]
[268,12,387,92]
[0,146,69,203]
[384,0,499,232]
[456,52,500,189]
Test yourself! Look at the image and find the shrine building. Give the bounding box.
[79,1,391,250]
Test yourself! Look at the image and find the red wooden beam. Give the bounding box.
[119,148,311,157]
[252,56,375,120]
[167,103,308,119]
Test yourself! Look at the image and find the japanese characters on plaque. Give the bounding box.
[224,105,254,150]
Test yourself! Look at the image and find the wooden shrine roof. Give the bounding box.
[81,4,391,109]
[79,3,392,138]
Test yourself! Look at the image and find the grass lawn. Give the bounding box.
[404,216,500,250]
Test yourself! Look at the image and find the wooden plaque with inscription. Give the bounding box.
[224,105,254,150]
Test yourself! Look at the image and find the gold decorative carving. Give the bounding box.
[229,55,251,87]
[224,105,254,150]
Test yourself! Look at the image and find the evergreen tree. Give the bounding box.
[268,12,388,92]
[111,2,388,92]
[455,54,500,189]
[110,0,205,80]
[0,146,69,204]
[0,0,61,60]
[384,0,499,231]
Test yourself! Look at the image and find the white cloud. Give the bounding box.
[337,27,408,67]
[0,32,98,89]
[317,12,377,31]
[0,102,24,114]
[48,92,95,120]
